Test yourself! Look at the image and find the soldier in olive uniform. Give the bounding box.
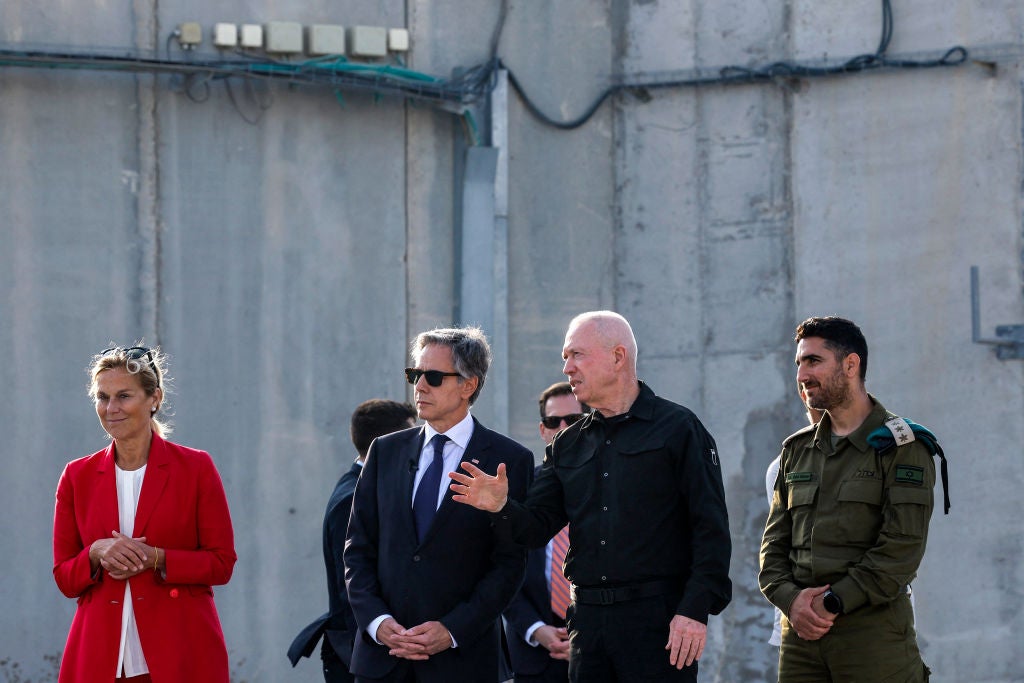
[760,317,934,682]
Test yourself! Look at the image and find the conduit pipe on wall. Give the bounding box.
[454,70,509,431]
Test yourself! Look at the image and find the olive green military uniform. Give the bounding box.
[759,397,934,682]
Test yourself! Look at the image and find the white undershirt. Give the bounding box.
[115,464,150,677]
[765,456,783,646]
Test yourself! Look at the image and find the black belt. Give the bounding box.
[571,579,680,606]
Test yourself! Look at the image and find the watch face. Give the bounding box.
[823,592,842,614]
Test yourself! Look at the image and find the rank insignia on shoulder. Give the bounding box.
[884,417,916,445]
[785,472,814,484]
[895,465,925,485]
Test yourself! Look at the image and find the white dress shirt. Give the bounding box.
[411,413,474,507]
[115,464,151,677]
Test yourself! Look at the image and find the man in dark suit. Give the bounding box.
[503,382,588,682]
[289,399,417,682]
[345,326,534,683]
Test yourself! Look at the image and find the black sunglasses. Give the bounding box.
[541,413,585,429]
[405,368,462,387]
[103,346,160,385]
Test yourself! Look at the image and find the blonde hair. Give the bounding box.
[88,343,171,437]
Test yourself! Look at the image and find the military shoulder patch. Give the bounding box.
[785,471,814,484]
[894,465,925,485]
[884,417,917,446]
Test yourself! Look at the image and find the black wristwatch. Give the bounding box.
[822,590,844,615]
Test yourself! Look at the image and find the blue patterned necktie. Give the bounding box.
[413,434,449,543]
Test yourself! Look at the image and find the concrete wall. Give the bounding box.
[1,1,1022,681]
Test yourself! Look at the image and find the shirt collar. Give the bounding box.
[424,411,475,450]
[584,381,656,429]
[814,394,888,453]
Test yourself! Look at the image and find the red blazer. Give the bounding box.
[53,433,236,683]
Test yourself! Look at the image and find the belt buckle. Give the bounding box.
[598,588,616,605]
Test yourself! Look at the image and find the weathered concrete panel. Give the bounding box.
[501,2,616,452]
[155,80,411,678]
[615,92,704,359]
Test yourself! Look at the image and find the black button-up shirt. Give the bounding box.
[497,382,732,623]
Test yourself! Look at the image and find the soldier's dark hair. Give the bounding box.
[350,399,417,457]
[795,317,868,381]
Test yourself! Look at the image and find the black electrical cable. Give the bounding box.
[877,0,894,55]
[224,76,273,125]
[0,0,973,131]
[0,47,495,104]
[489,0,509,62]
[505,64,615,131]
[503,0,968,131]
[183,72,211,102]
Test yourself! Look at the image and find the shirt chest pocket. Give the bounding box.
[838,479,884,506]
[786,483,818,548]
[836,479,884,546]
[554,448,597,513]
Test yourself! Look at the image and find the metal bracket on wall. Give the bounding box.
[971,265,1024,360]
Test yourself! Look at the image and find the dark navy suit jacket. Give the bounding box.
[344,420,533,682]
[502,468,570,681]
[288,460,363,668]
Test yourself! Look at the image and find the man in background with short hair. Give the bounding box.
[503,382,588,682]
[289,399,417,682]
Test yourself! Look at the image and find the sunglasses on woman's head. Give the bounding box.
[405,368,462,387]
[102,346,160,383]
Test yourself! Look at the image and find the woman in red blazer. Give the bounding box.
[52,345,237,683]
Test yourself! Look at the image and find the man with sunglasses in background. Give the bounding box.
[345,326,534,683]
[502,382,588,682]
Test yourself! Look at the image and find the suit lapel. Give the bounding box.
[95,443,120,535]
[404,428,428,543]
[134,433,170,535]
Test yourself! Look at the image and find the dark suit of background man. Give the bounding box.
[451,311,732,683]
[345,326,534,683]
[289,399,418,682]
[503,382,588,682]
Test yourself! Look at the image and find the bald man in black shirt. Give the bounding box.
[451,311,731,682]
